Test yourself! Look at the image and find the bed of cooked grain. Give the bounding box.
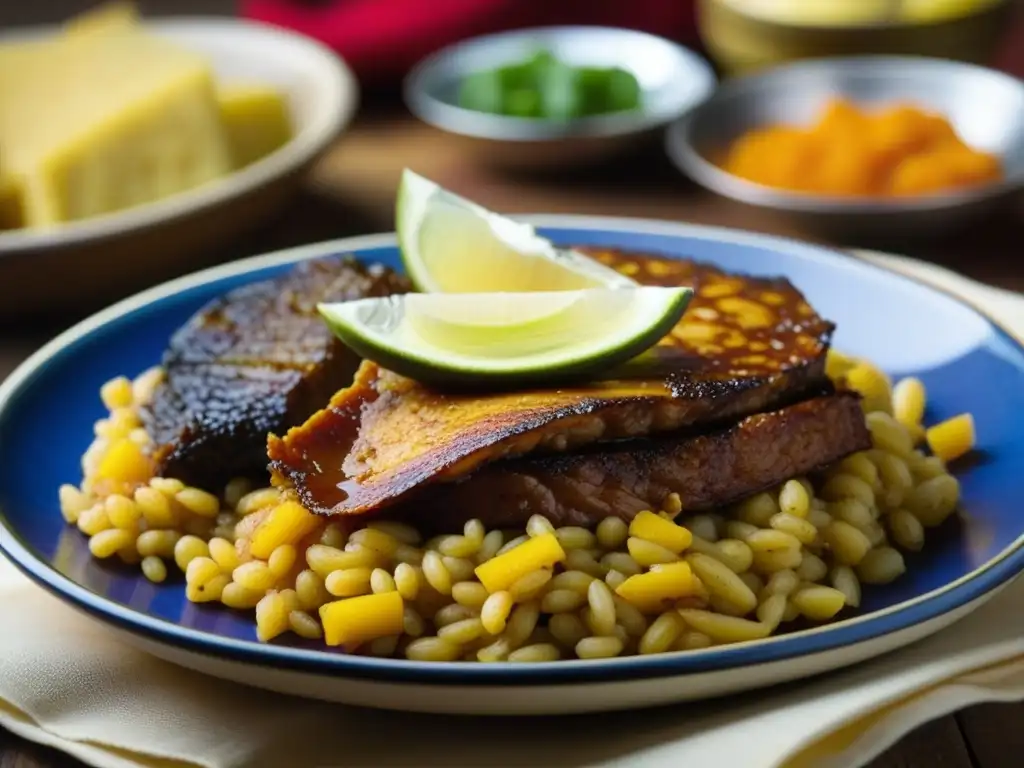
[58,350,975,661]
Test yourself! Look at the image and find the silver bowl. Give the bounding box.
[665,56,1024,240]
[404,26,716,170]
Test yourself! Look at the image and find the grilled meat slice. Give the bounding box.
[269,249,836,518]
[396,391,871,532]
[140,256,410,490]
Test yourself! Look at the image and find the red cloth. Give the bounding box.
[241,0,699,85]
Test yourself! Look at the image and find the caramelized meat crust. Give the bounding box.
[269,249,836,517]
[398,391,871,532]
[140,256,410,490]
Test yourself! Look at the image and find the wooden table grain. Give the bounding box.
[2,11,1023,766]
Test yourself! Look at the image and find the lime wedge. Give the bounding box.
[396,169,635,293]
[318,286,692,386]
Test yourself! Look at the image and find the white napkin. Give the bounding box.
[2,251,1023,768]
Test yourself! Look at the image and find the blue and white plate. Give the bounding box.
[2,217,1022,715]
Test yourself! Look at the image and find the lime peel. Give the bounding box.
[318,286,692,387]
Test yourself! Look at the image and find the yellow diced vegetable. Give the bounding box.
[845,360,893,414]
[250,500,321,560]
[892,376,927,428]
[319,591,404,650]
[926,413,975,463]
[474,532,566,594]
[95,438,154,486]
[628,510,693,554]
[615,561,697,614]
[825,348,855,381]
[217,84,293,169]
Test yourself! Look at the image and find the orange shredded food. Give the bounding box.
[722,98,1003,197]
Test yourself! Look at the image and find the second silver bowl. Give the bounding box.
[665,56,1024,240]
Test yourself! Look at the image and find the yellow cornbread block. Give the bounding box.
[0,26,233,227]
[218,85,294,169]
[0,3,139,101]
[0,174,24,230]
[64,1,140,37]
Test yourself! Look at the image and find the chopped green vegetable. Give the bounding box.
[458,69,503,115]
[456,48,642,120]
[606,67,642,113]
[538,58,580,120]
[506,88,542,117]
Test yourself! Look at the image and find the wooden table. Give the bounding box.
[2,21,1023,768]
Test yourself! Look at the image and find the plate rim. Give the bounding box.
[2,215,1023,686]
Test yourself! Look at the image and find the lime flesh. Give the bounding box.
[318,286,692,387]
[396,169,635,294]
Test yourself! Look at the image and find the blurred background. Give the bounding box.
[0,0,1021,341]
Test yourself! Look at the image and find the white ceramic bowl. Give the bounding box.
[0,18,357,317]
